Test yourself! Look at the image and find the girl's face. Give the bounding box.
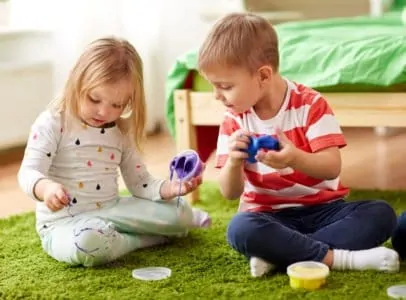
[79,79,132,127]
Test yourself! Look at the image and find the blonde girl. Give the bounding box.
[18,37,210,267]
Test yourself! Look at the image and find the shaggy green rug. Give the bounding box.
[1,182,406,300]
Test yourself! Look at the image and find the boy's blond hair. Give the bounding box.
[198,13,279,73]
[49,37,146,151]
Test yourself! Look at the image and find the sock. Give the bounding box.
[192,208,211,228]
[250,257,275,277]
[332,246,399,272]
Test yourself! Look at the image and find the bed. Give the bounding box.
[165,11,406,202]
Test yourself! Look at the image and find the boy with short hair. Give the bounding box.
[198,12,398,277]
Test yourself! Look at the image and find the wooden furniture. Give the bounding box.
[174,90,406,203]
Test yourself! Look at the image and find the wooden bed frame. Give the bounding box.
[173,90,406,203]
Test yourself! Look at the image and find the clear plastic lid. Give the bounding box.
[132,267,172,281]
[387,284,406,299]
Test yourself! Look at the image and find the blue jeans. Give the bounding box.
[227,199,396,269]
[391,212,406,260]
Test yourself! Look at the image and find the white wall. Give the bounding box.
[159,1,212,73]
[6,0,221,133]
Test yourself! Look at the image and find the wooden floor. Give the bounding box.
[1,127,406,219]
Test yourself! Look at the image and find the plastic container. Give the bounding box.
[287,261,329,290]
[387,284,406,299]
[169,149,203,181]
[132,267,172,281]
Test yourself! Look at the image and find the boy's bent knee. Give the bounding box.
[227,212,273,251]
[227,212,253,238]
[369,200,397,232]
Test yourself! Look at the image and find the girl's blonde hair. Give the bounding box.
[198,12,279,74]
[49,37,146,151]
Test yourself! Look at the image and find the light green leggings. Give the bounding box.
[38,196,196,267]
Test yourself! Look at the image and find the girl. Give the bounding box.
[18,37,211,267]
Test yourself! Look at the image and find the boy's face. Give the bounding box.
[79,79,132,128]
[202,66,262,114]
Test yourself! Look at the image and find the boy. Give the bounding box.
[197,12,399,277]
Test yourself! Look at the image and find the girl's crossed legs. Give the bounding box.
[38,196,210,267]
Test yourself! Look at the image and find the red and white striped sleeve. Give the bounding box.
[304,94,346,152]
[215,111,242,168]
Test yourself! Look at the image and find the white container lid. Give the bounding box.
[387,284,406,299]
[132,267,172,281]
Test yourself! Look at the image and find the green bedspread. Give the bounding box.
[165,12,406,137]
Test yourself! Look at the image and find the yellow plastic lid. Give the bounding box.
[287,261,330,279]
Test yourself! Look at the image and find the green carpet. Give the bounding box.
[1,183,406,300]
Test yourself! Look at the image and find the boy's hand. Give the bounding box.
[227,129,250,166]
[256,128,298,169]
[43,182,70,211]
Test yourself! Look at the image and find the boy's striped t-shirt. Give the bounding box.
[215,80,349,212]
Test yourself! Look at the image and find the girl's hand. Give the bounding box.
[161,164,206,200]
[169,175,203,197]
[256,128,299,169]
[43,182,70,211]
